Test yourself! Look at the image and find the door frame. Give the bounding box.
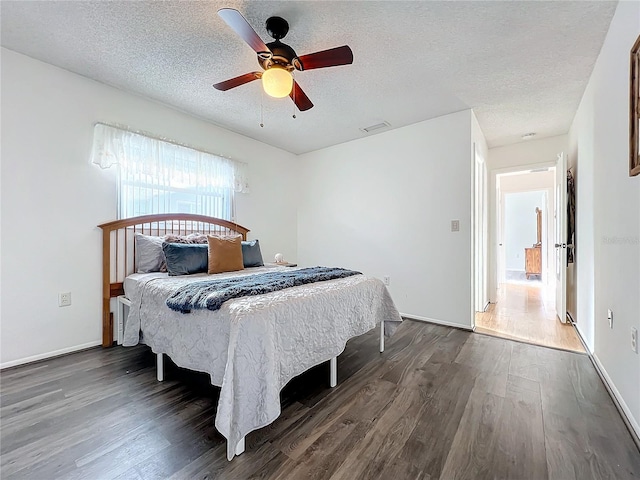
[473,146,488,314]
[488,161,556,303]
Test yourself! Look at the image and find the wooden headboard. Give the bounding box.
[98,214,250,347]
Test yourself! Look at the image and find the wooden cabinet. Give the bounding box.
[524,207,543,279]
[525,246,541,279]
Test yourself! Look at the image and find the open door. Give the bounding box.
[496,180,505,290]
[554,153,567,323]
[474,147,488,312]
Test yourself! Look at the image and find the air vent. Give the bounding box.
[360,121,391,133]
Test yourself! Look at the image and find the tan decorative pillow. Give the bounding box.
[207,234,244,274]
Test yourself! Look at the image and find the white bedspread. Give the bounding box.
[123,266,402,460]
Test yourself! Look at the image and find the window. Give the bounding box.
[91,124,248,219]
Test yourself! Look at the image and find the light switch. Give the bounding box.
[451,220,460,232]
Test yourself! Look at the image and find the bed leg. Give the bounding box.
[380,321,385,353]
[116,298,123,346]
[157,353,164,382]
[329,357,337,388]
[235,437,245,456]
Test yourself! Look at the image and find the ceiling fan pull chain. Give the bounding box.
[260,89,265,128]
[292,73,296,119]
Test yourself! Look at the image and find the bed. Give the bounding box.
[98,214,402,460]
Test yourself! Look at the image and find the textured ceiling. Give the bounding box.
[1,1,617,154]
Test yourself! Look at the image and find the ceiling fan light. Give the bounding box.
[262,67,293,98]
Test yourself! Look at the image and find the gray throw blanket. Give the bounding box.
[166,266,362,313]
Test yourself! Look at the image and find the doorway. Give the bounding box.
[502,189,547,284]
[475,165,584,352]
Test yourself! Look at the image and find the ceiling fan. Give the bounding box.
[213,8,354,112]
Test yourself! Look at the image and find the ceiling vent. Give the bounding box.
[360,121,391,134]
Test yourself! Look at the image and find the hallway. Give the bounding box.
[475,283,585,353]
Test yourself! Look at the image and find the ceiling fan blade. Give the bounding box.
[294,45,353,71]
[289,81,313,111]
[218,8,271,56]
[213,72,262,91]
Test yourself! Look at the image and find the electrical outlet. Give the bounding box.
[383,276,390,286]
[59,292,72,307]
[632,327,638,353]
[451,220,460,232]
[607,309,613,329]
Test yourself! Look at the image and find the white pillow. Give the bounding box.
[134,233,166,273]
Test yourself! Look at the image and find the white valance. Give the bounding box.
[90,123,249,193]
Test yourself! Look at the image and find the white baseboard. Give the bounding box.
[400,313,474,331]
[570,323,639,447]
[0,341,102,370]
[592,353,640,443]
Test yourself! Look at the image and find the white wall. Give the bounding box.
[0,49,298,367]
[487,135,567,301]
[504,190,545,271]
[471,111,489,168]
[297,110,475,329]
[568,1,640,436]
[498,171,555,285]
[488,134,568,171]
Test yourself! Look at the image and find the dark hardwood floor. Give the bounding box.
[1,320,639,479]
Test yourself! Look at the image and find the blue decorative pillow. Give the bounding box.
[241,239,264,267]
[162,242,208,276]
